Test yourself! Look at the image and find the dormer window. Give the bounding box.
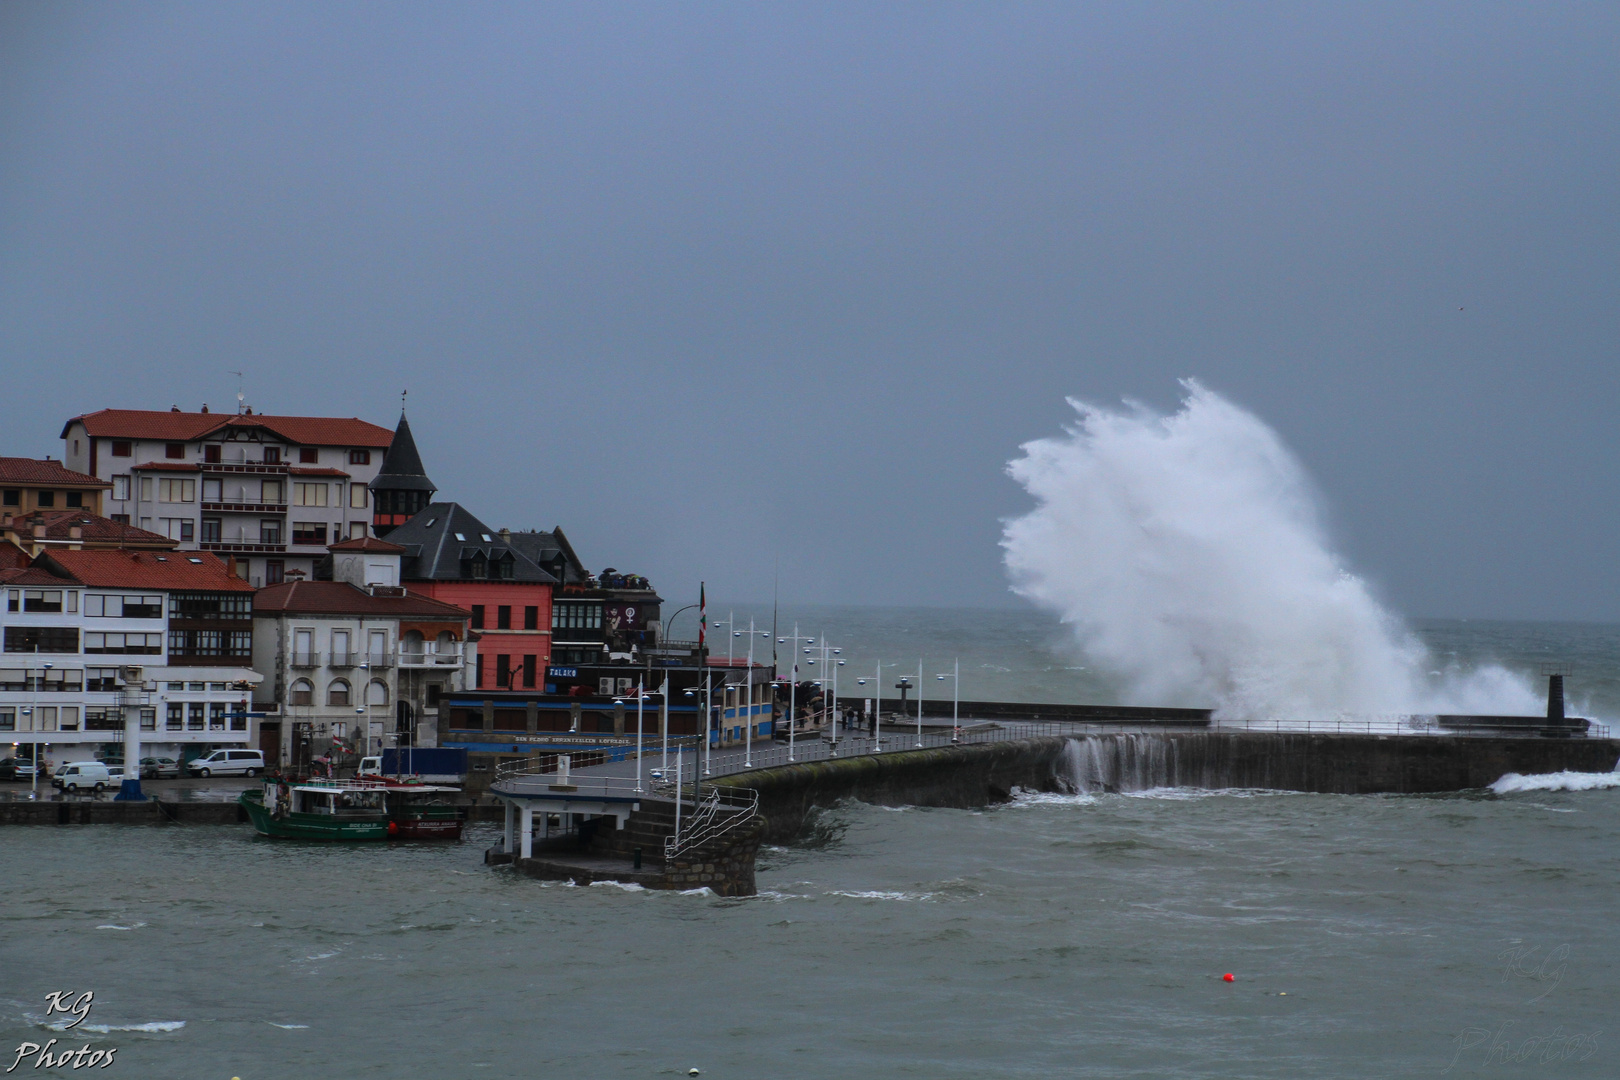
[454,532,465,541]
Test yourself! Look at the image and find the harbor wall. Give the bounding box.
[715,732,1620,843]
[0,800,246,826]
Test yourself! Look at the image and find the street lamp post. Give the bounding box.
[742,617,769,769]
[937,658,960,742]
[916,660,925,748]
[778,625,813,762]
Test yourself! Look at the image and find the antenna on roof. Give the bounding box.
[229,371,246,414]
[401,388,408,413]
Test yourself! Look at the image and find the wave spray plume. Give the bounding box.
[1001,380,1537,721]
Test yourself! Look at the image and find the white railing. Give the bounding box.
[664,784,759,860]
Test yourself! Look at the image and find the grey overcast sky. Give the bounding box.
[2,2,1617,618]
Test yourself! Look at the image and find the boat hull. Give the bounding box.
[239,790,389,841]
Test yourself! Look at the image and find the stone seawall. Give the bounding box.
[715,732,1620,843]
[0,800,247,826]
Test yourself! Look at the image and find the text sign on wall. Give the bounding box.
[547,667,578,678]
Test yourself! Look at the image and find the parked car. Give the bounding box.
[104,765,129,788]
[185,749,265,778]
[52,761,113,793]
[139,756,180,779]
[0,757,38,781]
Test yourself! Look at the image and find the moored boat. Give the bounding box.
[239,780,390,841]
[381,783,466,840]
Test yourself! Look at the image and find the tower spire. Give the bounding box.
[369,410,437,538]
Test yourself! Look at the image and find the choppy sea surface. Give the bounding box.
[3,609,1618,1078]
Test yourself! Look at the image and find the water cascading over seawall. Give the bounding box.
[1053,732,1620,796]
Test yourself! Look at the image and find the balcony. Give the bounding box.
[289,651,318,668]
[398,647,467,669]
[202,462,290,475]
[201,540,286,554]
[201,501,288,513]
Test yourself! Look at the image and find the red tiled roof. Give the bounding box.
[41,549,255,591]
[62,409,394,448]
[288,467,351,477]
[7,511,177,548]
[328,536,405,553]
[0,540,29,570]
[0,566,81,587]
[253,580,470,618]
[0,457,111,488]
[130,461,202,472]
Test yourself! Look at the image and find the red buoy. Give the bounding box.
[1222,973,1235,982]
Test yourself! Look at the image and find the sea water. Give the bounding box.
[3,610,1618,1078]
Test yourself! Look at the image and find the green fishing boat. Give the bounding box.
[239,779,390,840]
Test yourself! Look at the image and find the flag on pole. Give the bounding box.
[698,581,706,651]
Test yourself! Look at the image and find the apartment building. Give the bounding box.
[0,549,261,771]
[59,407,394,587]
[252,537,473,768]
[0,457,110,519]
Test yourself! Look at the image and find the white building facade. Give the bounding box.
[1,551,261,773]
[59,408,394,588]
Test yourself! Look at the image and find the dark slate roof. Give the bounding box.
[254,580,471,618]
[387,503,557,583]
[505,527,590,585]
[368,412,437,494]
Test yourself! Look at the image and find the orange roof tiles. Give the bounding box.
[41,549,255,591]
[9,511,177,548]
[254,580,469,618]
[62,409,394,448]
[0,457,110,488]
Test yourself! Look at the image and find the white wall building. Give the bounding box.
[59,408,394,588]
[1,550,261,773]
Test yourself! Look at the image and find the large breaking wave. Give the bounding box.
[1001,380,1540,721]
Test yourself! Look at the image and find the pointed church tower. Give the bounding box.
[369,412,437,537]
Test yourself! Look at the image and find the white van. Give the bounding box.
[186,749,265,778]
[52,761,112,793]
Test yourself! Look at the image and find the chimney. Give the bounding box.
[201,403,209,413]
[226,555,239,578]
[33,523,45,540]
[500,527,511,544]
[69,526,82,542]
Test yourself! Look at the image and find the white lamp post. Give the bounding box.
[778,625,813,762]
[937,658,960,743]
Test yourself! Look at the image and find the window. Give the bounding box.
[140,708,156,731]
[496,655,511,688]
[524,605,538,630]
[263,447,281,464]
[4,627,78,653]
[368,630,387,664]
[202,478,222,501]
[204,444,221,463]
[460,557,488,579]
[262,480,284,503]
[140,477,152,501]
[292,521,327,545]
[1,490,16,507]
[165,443,185,459]
[289,679,313,706]
[349,483,368,509]
[5,590,14,612]
[522,654,536,688]
[161,518,194,542]
[470,605,485,630]
[160,479,196,503]
[59,706,80,731]
[37,491,55,508]
[111,441,132,457]
[86,668,120,692]
[552,602,603,631]
[348,521,366,540]
[85,707,120,731]
[168,593,252,619]
[23,590,63,613]
[65,491,82,508]
[366,680,388,706]
[85,595,163,618]
[188,703,206,730]
[0,708,15,731]
[260,520,282,545]
[349,449,371,465]
[497,605,512,630]
[328,679,350,706]
[265,560,285,584]
[112,476,130,500]
[111,514,129,524]
[475,654,484,689]
[201,518,222,543]
[293,483,328,507]
[331,630,351,665]
[299,447,318,463]
[166,704,183,730]
[210,703,227,730]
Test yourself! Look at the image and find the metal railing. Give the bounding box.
[664,784,759,860]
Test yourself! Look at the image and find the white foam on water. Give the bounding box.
[267,1023,309,1029]
[827,889,936,901]
[1002,381,1542,721]
[678,887,716,897]
[1490,770,1620,794]
[48,1021,185,1034]
[588,880,646,892]
[95,923,145,931]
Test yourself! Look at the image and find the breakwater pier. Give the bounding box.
[484,703,1620,896]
